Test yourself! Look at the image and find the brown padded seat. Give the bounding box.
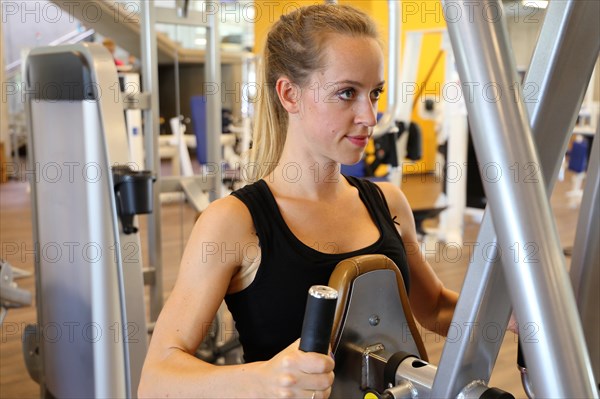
[328,254,428,362]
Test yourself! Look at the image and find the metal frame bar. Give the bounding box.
[205,1,223,201]
[24,43,152,398]
[570,122,600,391]
[139,0,223,321]
[24,48,48,399]
[140,0,164,323]
[374,0,401,137]
[433,0,599,397]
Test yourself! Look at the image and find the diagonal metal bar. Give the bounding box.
[432,0,599,397]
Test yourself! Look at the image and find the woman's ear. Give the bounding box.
[275,77,301,114]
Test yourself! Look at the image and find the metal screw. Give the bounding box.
[369,315,380,326]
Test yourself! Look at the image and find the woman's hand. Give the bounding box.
[257,339,335,398]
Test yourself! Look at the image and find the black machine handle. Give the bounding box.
[299,285,338,354]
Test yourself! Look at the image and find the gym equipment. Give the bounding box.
[189,96,240,189]
[327,255,428,396]
[570,131,600,393]
[120,72,145,169]
[299,286,338,355]
[19,3,234,395]
[566,135,590,208]
[194,303,243,366]
[412,207,446,238]
[0,259,32,325]
[24,43,153,398]
[306,1,599,398]
[370,2,419,187]
[357,9,467,243]
[137,0,225,322]
[325,254,511,398]
[437,0,598,396]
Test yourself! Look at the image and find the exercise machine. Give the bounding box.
[24,43,153,398]
[352,6,469,246]
[303,0,599,398]
[0,259,32,326]
[20,2,236,394]
[120,71,145,169]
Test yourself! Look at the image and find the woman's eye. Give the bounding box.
[338,88,355,100]
[371,88,384,101]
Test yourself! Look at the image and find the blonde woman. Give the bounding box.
[139,4,458,398]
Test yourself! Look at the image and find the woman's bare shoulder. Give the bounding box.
[191,194,256,242]
[374,181,409,211]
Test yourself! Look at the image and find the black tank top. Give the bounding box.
[225,175,409,362]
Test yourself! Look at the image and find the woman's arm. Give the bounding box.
[376,182,459,336]
[138,196,334,398]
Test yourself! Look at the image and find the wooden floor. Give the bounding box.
[0,163,586,398]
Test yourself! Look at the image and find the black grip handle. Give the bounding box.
[299,285,338,354]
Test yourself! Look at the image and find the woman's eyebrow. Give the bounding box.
[327,80,386,88]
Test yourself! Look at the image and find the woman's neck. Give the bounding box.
[265,156,345,201]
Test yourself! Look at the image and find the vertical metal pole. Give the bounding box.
[437,40,468,245]
[393,31,422,125]
[24,58,47,399]
[174,50,181,122]
[374,0,401,137]
[239,54,253,158]
[205,1,223,200]
[140,0,164,322]
[374,1,404,186]
[0,23,10,167]
[570,123,600,393]
[436,0,598,397]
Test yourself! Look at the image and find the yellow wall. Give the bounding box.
[253,0,447,175]
[252,0,390,110]
[401,1,447,174]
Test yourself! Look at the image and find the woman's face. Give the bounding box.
[295,33,385,166]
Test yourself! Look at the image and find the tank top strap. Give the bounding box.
[230,180,274,251]
[344,175,400,236]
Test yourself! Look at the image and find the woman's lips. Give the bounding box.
[346,135,369,147]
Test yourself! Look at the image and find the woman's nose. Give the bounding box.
[355,99,378,127]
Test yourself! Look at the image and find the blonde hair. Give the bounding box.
[249,4,379,181]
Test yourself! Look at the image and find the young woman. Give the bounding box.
[138,4,458,398]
